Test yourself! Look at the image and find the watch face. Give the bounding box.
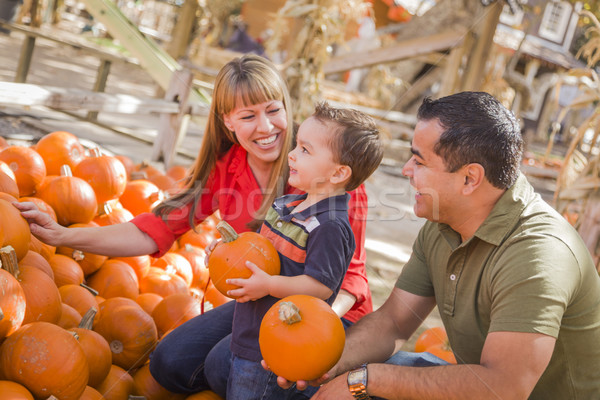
[349,367,367,385]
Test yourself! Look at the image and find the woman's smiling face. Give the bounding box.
[223,99,288,170]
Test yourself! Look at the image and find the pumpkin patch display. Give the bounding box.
[0,198,31,260]
[0,145,46,196]
[34,130,85,175]
[73,147,128,204]
[208,221,280,298]
[259,294,345,382]
[36,165,98,226]
[0,321,89,400]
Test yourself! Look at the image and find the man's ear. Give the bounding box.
[223,114,234,132]
[462,163,485,195]
[330,165,352,186]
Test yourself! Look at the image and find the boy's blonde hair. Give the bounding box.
[312,102,383,191]
[154,54,295,228]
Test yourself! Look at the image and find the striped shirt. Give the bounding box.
[231,193,355,361]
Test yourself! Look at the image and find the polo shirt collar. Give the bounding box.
[273,193,350,222]
[439,174,535,247]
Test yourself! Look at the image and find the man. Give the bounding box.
[278,92,600,399]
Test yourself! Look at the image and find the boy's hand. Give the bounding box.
[203,238,221,266]
[226,261,271,302]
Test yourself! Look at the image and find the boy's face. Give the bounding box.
[288,117,343,194]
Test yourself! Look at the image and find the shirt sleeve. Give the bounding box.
[303,219,356,304]
[342,184,370,305]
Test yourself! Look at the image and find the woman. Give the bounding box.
[17,54,372,394]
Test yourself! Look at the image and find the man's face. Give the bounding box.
[401,119,465,222]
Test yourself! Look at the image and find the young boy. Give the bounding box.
[206,102,384,400]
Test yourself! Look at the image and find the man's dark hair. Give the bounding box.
[417,91,523,189]
[313,102,384,191]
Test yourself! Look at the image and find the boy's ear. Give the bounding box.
[330,165,352,186]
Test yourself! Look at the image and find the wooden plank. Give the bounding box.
[0,82,180,114]
[323,29,466,75]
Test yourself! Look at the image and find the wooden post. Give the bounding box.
[87,59,112,121]
[15,35,36,83]
[166,0,198,60]
[459,1,503,92]
[152,69,194,168]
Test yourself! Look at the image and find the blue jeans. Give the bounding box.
[149,300,235,393]
[385,350,450,367]
[205,317,354,399]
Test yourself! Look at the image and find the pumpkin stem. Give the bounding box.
[0,306,3,321]
[98,202,113,216]
[89,147,102,158]
[0,246,20,278]
[278,301,302,325]
[78,307,97,330]
[216,221,239,243]
[60,164,73,177]
[80,282,99,296]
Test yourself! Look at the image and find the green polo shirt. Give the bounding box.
[396,174,600,399]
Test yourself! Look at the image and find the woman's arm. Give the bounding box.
[15,201,159,257]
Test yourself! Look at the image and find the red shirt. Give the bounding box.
[131,144,372,322]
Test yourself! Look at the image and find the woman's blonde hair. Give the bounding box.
[154,54,294,230]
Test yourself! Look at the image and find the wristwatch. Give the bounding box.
[347,363,371,399]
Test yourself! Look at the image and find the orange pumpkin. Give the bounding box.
[259,295,345,382]
[119,179,164,216]
[0,145,46,196]
[208,221,279,298]
[36,165,98,226]
[79,386,104,400]
[74,148,128,204]
[203,283,232,309]
[19,196,58,222]
[48,253,85,287]
[93,297,158,370]
[0,198,31,260]
[166,164,188,183]
[185,391,224,400]
[153,251,194,287]
[93,202,134,226]
[114,154,135,179]
[0,380,34,400]
[28,234,56,260]
[151,293,201,338]
[19,250,54,279]
[70,308,113,388]
[177,244,210,291]
[0,321,89,399]
[0,264,26,339]
[136,292,164,316]
[132,363,187,400]
[179,228,214,250]
[414,326,456,364]
[57,302,83,329]
[35,130,85,175]
[59,284,99,318]
[56,222,108,276]
[95,364,134,400]
[139,267,190,298]
[112,254,151,281]
[0,169,19,198]
[0,246,61,325]
[86,259,140,300]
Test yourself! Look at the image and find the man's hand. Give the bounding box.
[226,261,271,302]
[312,373,355,400]
[260,360,335,391]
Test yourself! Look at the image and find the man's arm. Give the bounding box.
[313,288,556,399]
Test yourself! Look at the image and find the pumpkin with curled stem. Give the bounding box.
[259,294,345,382]
[207,221,280,298]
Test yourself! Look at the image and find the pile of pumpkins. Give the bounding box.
[0,131,229,400]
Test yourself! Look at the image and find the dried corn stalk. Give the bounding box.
[265,0,371,120]
[552,10,600,252]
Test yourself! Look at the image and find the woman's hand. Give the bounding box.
[13,201,67,246]
[226,261,271,302]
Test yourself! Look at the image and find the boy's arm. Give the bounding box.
[226,261,333,302]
